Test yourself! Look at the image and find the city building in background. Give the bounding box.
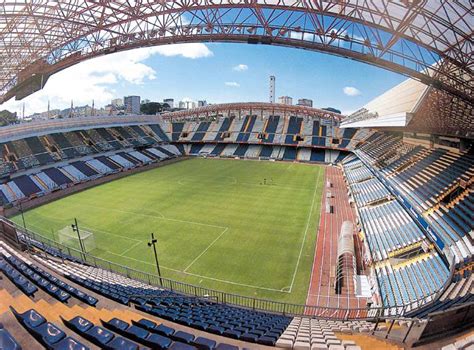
[198,100,208,107]
[124,95,140,114]
[278,96,292,105]
[163,98,174,108]
[178,100,197,109]
[297,98,313,107]
[111,98,123,108]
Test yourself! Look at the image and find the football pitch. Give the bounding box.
[13,158,325,304]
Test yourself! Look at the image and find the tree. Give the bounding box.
[0,110,18,126]
[140,102,170,115]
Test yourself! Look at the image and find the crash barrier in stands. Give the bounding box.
[1,216,456,321]
[411,302,474,346]
[373,302,474,347]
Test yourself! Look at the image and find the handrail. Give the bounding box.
[1,216,449,320]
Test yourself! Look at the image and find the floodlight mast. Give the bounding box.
[148,232,163,286]
[71,218,86,259]
[18,201,27,232]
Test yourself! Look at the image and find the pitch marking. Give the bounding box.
[184,227,229,272]
[104,251,287,293]
[118,240,143,257]
[76,203,226,229]
[288,167,322,292]
[82,203,165,219]
[80,225,141,243]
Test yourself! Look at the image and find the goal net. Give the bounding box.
[57,226,96,253]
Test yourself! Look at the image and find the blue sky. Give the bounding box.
[2,42,407,116]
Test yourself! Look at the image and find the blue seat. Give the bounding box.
[32,322,66,347]
[259,335,276,346]
[193,336,216,350]
[207,325,224,335]
[133,318,156,330]
[13,275,38,296]
[169,342,197,350]
[104,317,170,349]
[104,336,139,350]
[103,318,129,332]
[240,332,258,342]
[155,324,175,337]
[173,330,194,344]
[126,325,149,341]
[146,333,173,350]
[0,327,22,350]
[85,326,115,346]
[10,307,87,349]
[61,316,93,333]
[51,337,90,350]
[10,307,46,328]
[215,344,238,350]
[223,329,240,339]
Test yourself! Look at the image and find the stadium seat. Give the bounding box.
[10,307,88,350]
[10,307,46,329]
[51,337,90,350]
[193,336,217,350]
[0,324,22,350]
[84,326,115,347]
[31,322,66,347]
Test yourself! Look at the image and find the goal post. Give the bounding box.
[57,226,96,253]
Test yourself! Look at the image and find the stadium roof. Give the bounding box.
[0,1,472,134]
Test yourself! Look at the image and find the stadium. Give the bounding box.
[0,2,472,350]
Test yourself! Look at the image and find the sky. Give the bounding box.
[0,42,407,116]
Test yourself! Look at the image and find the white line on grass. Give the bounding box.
[162,217,227,229]
[118,240,143,257]
[80,225,141,243]
[184,227,229,272]
[181,271,286,292]
[81,203,227,230]
[83,204,165,219]
[22,216,141,244]
[105,251,286,292]
[288,167,322,292]
[105,252,183,273]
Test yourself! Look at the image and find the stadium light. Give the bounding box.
[147,232,163,286]
[18,201,27,232]
[71,218,86,260]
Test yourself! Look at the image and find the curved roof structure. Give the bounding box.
[160,102,342,121]
[341,76,473,138]
[0,1,472,106]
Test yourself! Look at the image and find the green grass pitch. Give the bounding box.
[13,158,325,304]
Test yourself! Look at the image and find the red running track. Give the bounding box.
[305,165,368,318]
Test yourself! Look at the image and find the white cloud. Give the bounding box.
[343,86,361,96]
[225,82,240,87]
[149,43,213,59]
[232,64,248,72]
[0,43,213,115]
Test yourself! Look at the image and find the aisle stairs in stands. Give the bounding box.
[0,289,145,325]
